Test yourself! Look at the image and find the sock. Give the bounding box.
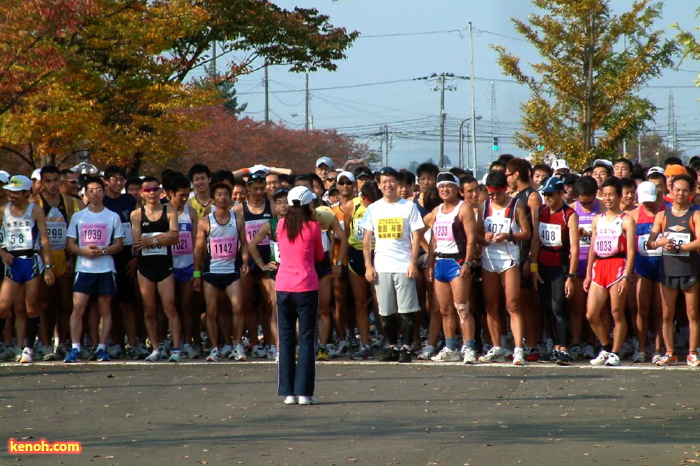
[26,317,40,351]
[445,337,457,351]
[603,343,613,353]
[72,343,81,351]
[97,344,107,351]
[465,339,475,350]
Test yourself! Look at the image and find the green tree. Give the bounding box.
[494,0,678,171]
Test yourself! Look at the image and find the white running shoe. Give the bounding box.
[416,345,436,360]
[268,345,279,361]
[605,352,621,366]
[478,346,506,363]
[221,344,233,359]
[182,344,199,359]
[145,349,160,362]
[230,343,247,361]
[463,348,477,364]
[590,350,610,366]
[19,348,33,364]
[631,351,646,363]
[206,347,220,362]
[512,348,526,366]
[431,347,461,362]
[284,395,297,405]
[298,396,317,405]
[326,344,340,358]
[251,344,268,358]
[169,350,181,363]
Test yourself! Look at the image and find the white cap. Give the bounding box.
[551,159,569,171]
[337,171,355,183]
[593,158,613,168]
[287,186,316,206]
[0,170,10,184]
[637,181,658,203]
[647,166,664,175]
[5,175,32,192]
[31,168,41,180]
[315,156,334,169]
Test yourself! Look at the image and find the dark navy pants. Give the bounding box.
[276,290,319,397]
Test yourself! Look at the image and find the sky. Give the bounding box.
[205,0,700,172]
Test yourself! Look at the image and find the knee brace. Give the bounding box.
[455,303,469,320]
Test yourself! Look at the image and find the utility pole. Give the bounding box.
[264,64,269,123]
[384,125,390,166]
[414,72,468,169]
[469,22,478,177]
[305,72,310,132]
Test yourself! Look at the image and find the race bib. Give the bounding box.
[246,219,270,246]
[122,222,133,246]
[172,231,192,256]
[664,232,691,257]
[377,217,404,240]
[593,234,620,258]
[81,223,108,247]
[433,221,454,242]
[354,220,365,240]
[5,223,32,251]
[484,217,511,235]
[637,234,662,257]
[47,221,67,250]
[322,231,331,252]
[539,223,562,247]
[210,236,237,260]
[270,240,280,263]
[140,232,167,256]
[579,225,592,247]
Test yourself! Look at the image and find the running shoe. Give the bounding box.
[590,350,610,366]
[398,347,412,363]
[687,354,700,367]
[651,353,663,364]
[512,348,526,366]
[231,344,247,361]
[654,353,677,366]
[326,344,340,358]
[417,345,436,360]
[524,347,540,362]
[206,347,220,362]
[431,347,461,362]
[351,345,373,360]
[267,345,279,362]
[337,340,348,356]
[502,346,514,359]
[569,345,582,361]
[145,349,160,362]
[482,344,493,355]
[43,344,67,361]
[539,349,559,363]
[284,395,297,405]
[348,334,360,351]
[409,342,422,353]
[371,335,385,349]
[605,352,621,366]
[251,344,268,358]
[220,344,233,359]
[64,348,81,363]
[463,348,477,364]
[169,350,182,363]
[620,340,635,359]
[182,344,199,359]
[478,346,506,363]
[298,396,317,405]
[316,346,329,361]
[631,351,646,364]
[94,348,110,362]
[582,344,596,360]
[556,351,573,366]
[19,348,33,364]
[82,346,94,361]
[107,344,123,359]
[380,346,400,362]
[0,345,16,361]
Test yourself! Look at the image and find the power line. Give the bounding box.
[359,29,464,39]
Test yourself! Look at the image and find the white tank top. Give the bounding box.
[434,201,463,255]
[207,209,238,274]
[3,203,39,253]
[482,198,520,263]
[593,213,625,258]
[172,204,194,269]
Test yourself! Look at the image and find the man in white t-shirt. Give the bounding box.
[361,167,425,363]
[64,177,124,363]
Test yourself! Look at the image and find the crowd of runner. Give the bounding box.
[0,152,698,367]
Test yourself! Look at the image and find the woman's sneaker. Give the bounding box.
[206,348,220,362]
[463,347,477,364]
[416,345,436,360]
[556,351,573,366]
[687,354,700,367]
[631,351,646,364]
[512,348,526,366]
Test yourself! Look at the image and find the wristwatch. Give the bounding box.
[102,248,107,255]
[465,261,474,268]
[335,261,343,266]
[565,273,576,279]
[153,237,159,246]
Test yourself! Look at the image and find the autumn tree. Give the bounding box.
[0,0,358,172]
[173,105,378,175]
[494,0,678,170]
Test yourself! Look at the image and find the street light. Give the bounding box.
[291,113,314,131]
[458,116,482,170]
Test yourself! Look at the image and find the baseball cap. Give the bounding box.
[337,171,355,183]
[377,166,399,179]
[647,166,664,175]
[540,176,564,194]
[247,171,267,184]
[315,156,334,169]
[0,170,10,185]
[593,159,613,168]
[551,159,569,171]
[315,205,335,231]
[287,186,316,206]
[354,166,373,179]
[436,172,459,187]
[31,168,41,181]
[5,175,33,192]
[664,164,687,178]
[637,181,658,203]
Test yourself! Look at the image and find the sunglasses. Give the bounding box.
[325,177,337,182]
[64,180,79,184]
[337,181,353,186]
[142,187,160,193]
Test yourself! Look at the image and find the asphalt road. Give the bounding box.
[1,361,699,466]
